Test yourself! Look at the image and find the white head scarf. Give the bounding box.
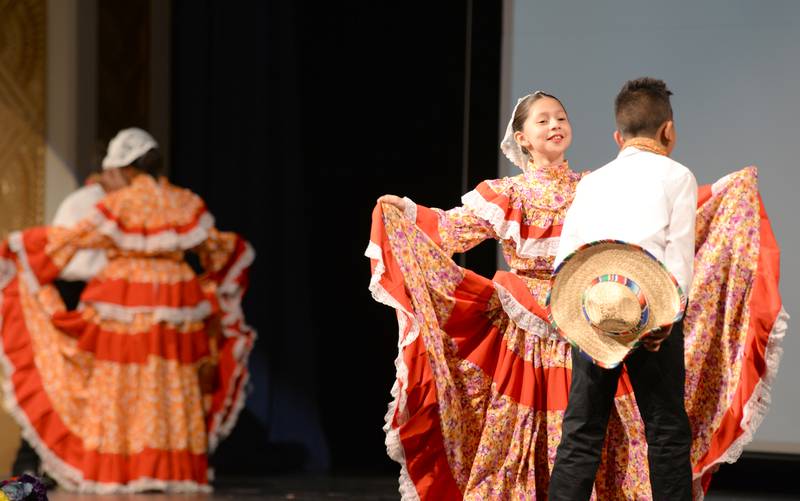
[500,91,550,169]
[102,127,158,170]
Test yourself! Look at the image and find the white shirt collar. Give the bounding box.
[617,146,646,159]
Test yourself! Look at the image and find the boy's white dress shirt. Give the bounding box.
[52,183,108,281]
[554,146,697,293]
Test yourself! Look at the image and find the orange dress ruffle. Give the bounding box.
[0,175,256,493]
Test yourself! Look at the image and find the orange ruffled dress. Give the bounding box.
[0,174,256,493]
[366,164,786,500]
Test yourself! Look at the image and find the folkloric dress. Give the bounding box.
[0,174,256,493]
[366,162,786,500]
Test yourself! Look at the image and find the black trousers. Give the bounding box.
[548,321,692,501]
[12,439,40,475]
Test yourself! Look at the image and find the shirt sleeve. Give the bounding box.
[52,194,79,227]
[52,186,109,280]
[52,185,106,227]
[664,169,698,294]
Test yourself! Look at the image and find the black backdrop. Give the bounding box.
[170,0,501,475]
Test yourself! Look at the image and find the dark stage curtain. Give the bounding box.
[171,0,500,475]
[172,0,327,474]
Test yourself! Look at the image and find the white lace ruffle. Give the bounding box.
[0,333,87,492]
[207,242,257,449]
[519,236,560,258]
[461,190,560,259]
[711,167,757,196]
[52,475,213,494]
[91,208,215,253]
[0,257,15,290]
[365,240,421,501]
[500,95,532,169]
[207,336,250,452]
[385,425,420,501]
[692,305,789,496]
[8,231,41,293]
[208,296,257,453]
[711,173,734,195]
[84,300,212,324]
[218,294,247,337]
[494,282,557,340]
[402,197,418,222]
[217,242,256,296]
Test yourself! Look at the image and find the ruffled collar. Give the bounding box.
[514,160,582,211]
[522,160,578,184]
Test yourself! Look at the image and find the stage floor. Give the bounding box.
[45,476,800,500]
[48,477,398,500]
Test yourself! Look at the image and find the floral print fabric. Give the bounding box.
[368,166,785,500]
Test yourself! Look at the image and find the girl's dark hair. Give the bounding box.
[511,91,565,155]
[131,148,163,177]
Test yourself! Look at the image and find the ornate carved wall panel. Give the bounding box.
[0,0,46,238]
[0,0,46,474]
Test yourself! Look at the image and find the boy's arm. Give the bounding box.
[644,170,696,352]
[663,169,698,297]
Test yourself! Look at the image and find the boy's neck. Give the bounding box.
[621,137,668,157]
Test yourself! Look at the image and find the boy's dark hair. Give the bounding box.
[614,77,673,138]
[131,148,163,177]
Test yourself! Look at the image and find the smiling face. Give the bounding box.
[513,96,572,166]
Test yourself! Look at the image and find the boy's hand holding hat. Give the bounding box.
[547,240,686,368]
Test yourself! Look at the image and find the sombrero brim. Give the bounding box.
[546,240,686,368]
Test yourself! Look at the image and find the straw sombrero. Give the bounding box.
[547,240,686,368]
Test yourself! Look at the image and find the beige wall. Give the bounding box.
[43,0,96,223]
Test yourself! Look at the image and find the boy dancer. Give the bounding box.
[548,77,697,500]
